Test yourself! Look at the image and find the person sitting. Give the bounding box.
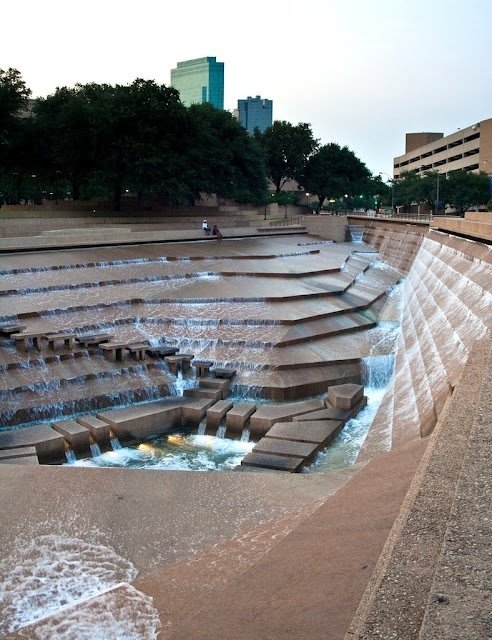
[202,220,211,235]
[212,224,223,240]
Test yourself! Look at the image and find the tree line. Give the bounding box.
[0,68,489,214]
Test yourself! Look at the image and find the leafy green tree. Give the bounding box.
[183,103,266,205]
[298,143,371,211]
[79,79,185,210]
[255,121,318,194]
[446,171,490,216]
[0,68,31,145]
[35,87,95,200]
[392,171,422,212]
[417,171,450,214]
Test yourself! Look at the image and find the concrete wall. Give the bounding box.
[302,215,348,242]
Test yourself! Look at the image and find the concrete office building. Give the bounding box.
[237,95,273,134]
[170,57,224,109]
[393,117,492,179]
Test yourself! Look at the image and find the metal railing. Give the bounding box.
[348,211,432,224]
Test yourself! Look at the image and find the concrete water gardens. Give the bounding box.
[0,220,490,639]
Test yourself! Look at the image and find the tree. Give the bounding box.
[35,87,95,200]
[446,171,490,216]
[183,103,266,205]
[0,68,31,145]
[255,121,318,193]
[392,171,422,212]
[80,79,185,210]
[298,143,371,211]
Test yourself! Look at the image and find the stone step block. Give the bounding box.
[76,415,112,443]
[52,419,90,451]
[326,383,364,409]
[240,452,305,472]
[265,419,343,446]
[249,399,324,436]
[198,378,230,398]
[181,398,215,425]
[97,399,182,441]
[322,395,367,419]
[226,402,257,433]
[252,437,318,461]
[183,387,222,402]
[207,400,234,429]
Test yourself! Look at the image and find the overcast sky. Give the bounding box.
[3,0,491,179]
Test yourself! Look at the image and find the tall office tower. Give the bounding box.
[237,95,273,134]
[170,57,224,109]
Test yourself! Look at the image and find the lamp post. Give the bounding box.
[379,172,394,212]
[435,172,440,216]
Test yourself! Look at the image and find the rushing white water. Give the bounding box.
[0,535,160,638]
[309,353,395,472]
[90,442,102,458]
[348,226,364,242]
[64,449,77,464]
[72,432,254,471]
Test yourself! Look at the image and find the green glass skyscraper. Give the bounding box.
[170,57,224,109]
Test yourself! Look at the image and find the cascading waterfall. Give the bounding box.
[110,437,122,451]
[216,425,227,439]
[65,448,77,464]
[348,225,364,243]
[310,352,396,473]
[90,442,102,457]
[197,422,206,436]
[240,428,250,442]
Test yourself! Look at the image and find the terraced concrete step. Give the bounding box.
[240,451,304,472]
[0,368,175,427]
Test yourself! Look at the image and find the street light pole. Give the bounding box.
[435,172,440,216]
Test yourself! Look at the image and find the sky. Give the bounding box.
[2,0,491,179]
